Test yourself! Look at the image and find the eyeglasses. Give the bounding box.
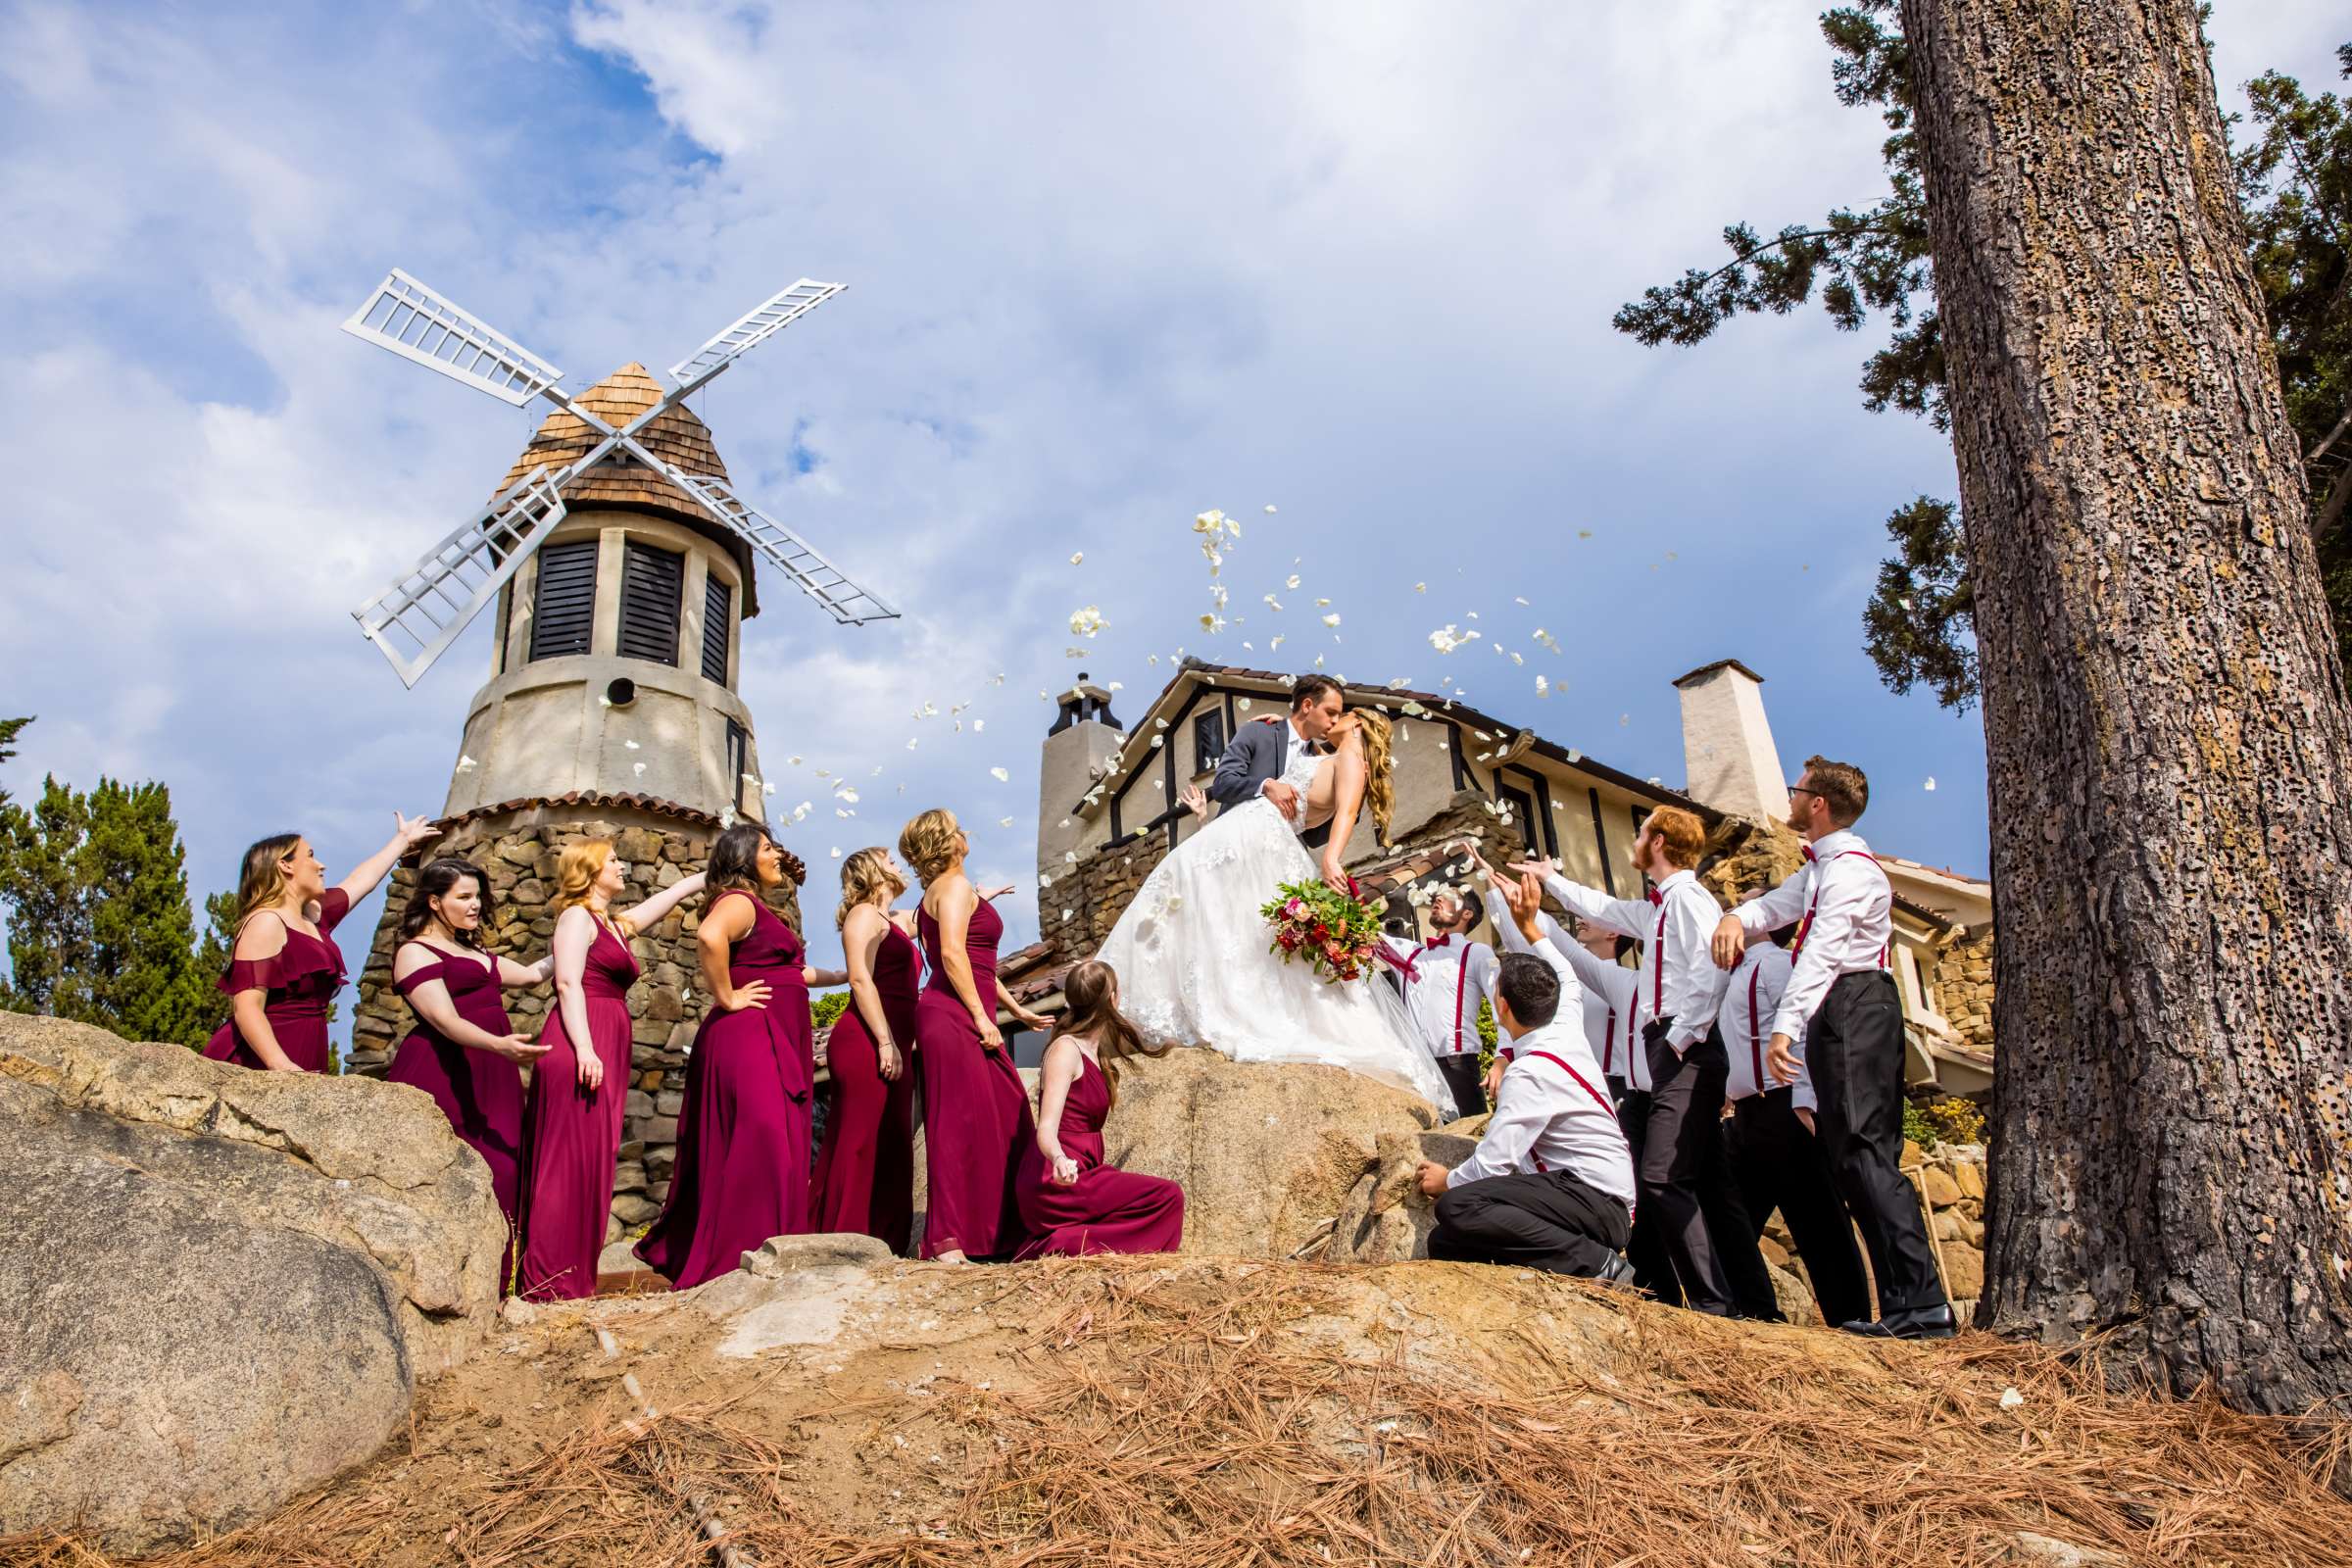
[1788,785,1822,801]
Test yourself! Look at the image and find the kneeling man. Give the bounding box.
[1416,881,1636,1280]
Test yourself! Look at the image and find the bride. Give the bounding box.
[1092,706,1458,1119]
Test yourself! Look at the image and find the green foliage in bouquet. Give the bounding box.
[1260,878,1388,984]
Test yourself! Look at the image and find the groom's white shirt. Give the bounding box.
[1448,946,1635,1204]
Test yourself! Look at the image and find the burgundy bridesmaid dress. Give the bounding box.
[1015,1053,1186,1258]
[811,920,921,1252]
[202,888,352,1073]
[387,947,527,1286]
[914,895,1035,1260]
[635,890,816,1289]
[516,920,639,1301]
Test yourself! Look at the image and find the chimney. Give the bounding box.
[1035,673,1124,905]
[1672,660,1789,822]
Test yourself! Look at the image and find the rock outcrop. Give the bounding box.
[1099,1046,1445,1257]
[0,1014,506,1552]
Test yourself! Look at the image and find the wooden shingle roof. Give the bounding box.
[495,364,759,615]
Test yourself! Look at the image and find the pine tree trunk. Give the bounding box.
[1899,0,2352,1413]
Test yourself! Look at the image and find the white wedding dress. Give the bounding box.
[1093,735,1458,1119]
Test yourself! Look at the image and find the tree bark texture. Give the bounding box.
[1900,0,2352,1413]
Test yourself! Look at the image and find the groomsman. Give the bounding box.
[1415,878,1636,1281]
[1718,912,1872,1328]
[1509,808,1738,1316]
[1379,869,1502,1116]
[1713,757,1955,1340]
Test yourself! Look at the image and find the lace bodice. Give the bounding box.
[1272,726,1321,834]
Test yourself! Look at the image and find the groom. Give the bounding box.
[1207,673,1348,891]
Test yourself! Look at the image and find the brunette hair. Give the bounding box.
[1495,953,1563,1029]
[1801,756,1870,826]
[1642,806,1708,869]
[397,858,493,951]
[708,822,776,897]
[837,846,906,930]
[553,839,636,938]
[1054,959,1169,1110]
[1291,673,1344,711]
[229,833,304,932]
[898,808,963,885]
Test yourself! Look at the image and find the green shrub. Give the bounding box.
[811,990,851,1030]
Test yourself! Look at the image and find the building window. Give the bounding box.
[528,537,598,662]
[1192,709,1228,771]
[700,574,732,684]
[725,718,749,810]
[1495,779,1539,855]
[617,541,684,665]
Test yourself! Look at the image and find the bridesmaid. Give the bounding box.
[901,808,1052,1263]
[1016,959,1186,1257]
[636,823,845,1290]
[811,847,922,1251]
[205,813,442,1073]
[515,840,706,1302]
[386,858,554,1286]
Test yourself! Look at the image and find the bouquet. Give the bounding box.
[1260,877,1387,984]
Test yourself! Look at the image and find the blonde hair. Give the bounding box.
[554,839,636,938]
[230,833,303,933]
[1355,710,1396,845]
[837,846,907,930]
[898,808,962,886]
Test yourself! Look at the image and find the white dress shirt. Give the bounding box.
[1485,889,1631,1079]
[1377,929,1499,1059]
[1720,941,1819,1110]
[1447,945,1637,1206]
[1541,866,1728,1083]
[1731,828,1891,1042]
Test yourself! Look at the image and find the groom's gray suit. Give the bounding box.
[1206,716,1334,851]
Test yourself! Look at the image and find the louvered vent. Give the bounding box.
[617,541,683,665]
[527,538,598,662]
[701,575,732,684]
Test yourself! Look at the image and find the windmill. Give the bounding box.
[342,268,898,689]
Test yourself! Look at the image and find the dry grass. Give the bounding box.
[7,1256,2347,1568]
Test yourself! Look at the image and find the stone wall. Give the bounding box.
[1757,1139,1987,1317]
[1926,927,1996,1053]
[349,804,802,1245]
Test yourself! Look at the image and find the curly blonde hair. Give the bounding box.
[1354,709,1396,845]
[836,846,908,929]
[898,808,964,886]
[553,839,636,938]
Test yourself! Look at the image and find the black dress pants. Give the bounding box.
[1430,1167,1633,1277]
[1609,1078,1677,1300]
[1434,1052,1488,1118]
[1728,1086,1872,1327]
[1808,971,1947,1317]
[1695,1114,1783,1321]
[1635,1029,1736,1315]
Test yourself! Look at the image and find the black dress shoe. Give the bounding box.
[1838,1302,1957,1340]
[1592,1253,1640,1289]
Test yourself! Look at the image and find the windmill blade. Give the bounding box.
[352,466,573,687]
[342,270,564,409]
[666,279,845,391]
[662,469,899,625]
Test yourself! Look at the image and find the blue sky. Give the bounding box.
[2,0,2341,989]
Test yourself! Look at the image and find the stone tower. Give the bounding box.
[350,366,804,1246]
[1033,674,1123,914]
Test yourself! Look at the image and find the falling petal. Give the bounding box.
[633,761,646,776]
[624,739,641,751]
[991,766,1010,781]
[1286,574,1300,589]
[1264,504,1277,513]
[999,816,1014,827]
[1924,777,1937,792]
[1321,613,1341,627]
[1070,552,1085,564]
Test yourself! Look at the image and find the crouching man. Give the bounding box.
[1415,873,1638,1282]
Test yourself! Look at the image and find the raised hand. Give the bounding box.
[976,881,1017,901]
[1504,857,1556,880]
[394,811,443,853]
[1178,783,1208,819]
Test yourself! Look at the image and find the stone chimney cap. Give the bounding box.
[1672,658,1767,689]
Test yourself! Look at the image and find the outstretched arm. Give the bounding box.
[336,812,442,906]
[619,870,708,932]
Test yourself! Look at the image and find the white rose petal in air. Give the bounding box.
[1285,574,1300,589]
[1238,698,1252,712]
[1065,851,1078,863]
[1264,504,1277,513]
[988,766,1010,783]
[1069,606,1107,637]
[999,816,1013,827]
[1925,777,1937,792]
[831,847,843,858]
[1413,582,1426,593]
[1322,613,1341,627]
[1264,595,1284,611]
[1070,552,1084,565]
[457,754,477,771]
[1270,634,1286,651]
[789,756,803,766]
[633,762,646,776]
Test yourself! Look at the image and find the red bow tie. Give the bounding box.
[1646,888,1663,906]
[1801,844,1817,862]
[1425,934,1452,950]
